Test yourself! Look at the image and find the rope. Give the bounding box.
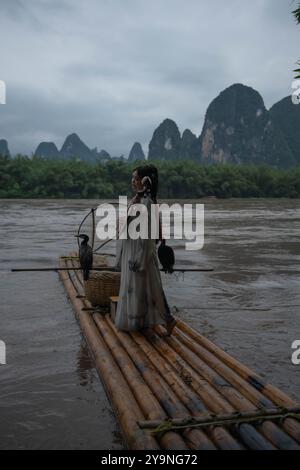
[148,409,300,438]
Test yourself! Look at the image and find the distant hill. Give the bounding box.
[34,142,60,159]
[198,83,295,168]
[128,142,145,161]
[60,133,96,162]
[2,83,300,167]
[269,96,300,165]
[0,139,10,156]
[148,118,182,161]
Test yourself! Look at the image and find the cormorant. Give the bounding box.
[75,234,93,280]
[158,239,175,273]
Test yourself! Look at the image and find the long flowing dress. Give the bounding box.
[114,192,173,331]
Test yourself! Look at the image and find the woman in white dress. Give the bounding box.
[114,164,176,335]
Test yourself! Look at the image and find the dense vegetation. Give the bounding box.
[0,155,299,199]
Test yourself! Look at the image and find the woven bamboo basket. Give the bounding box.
[84,271,121,307]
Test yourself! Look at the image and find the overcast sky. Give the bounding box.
[0,0,299,157]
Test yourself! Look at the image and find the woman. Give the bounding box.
[114,164,177,335]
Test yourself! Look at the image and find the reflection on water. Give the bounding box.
[77,344,94,387]
[0,197,299,449]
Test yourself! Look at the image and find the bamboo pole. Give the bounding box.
[154,325,300,449]
[58,258,159,450]
[97,314,219,450]
[93,313,188,450]
[167,336,257,411]
[135,328,247,449]
[176,320,298,407]
[12,267,213,273]
[169,326,300,448]
[172,326,274,408]
[176,320,300,444]
[124,324,270,450]
[144,327,274,450]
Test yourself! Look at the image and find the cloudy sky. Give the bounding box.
[0,0,299,156]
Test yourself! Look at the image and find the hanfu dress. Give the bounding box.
[114,192,174,331]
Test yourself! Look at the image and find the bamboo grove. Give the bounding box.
[0,155,300,199]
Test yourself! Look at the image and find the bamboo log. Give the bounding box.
[73,255,204,449]
[155,325,300,449]
[176,320,300,444]
[73,261,203,449]
[58,258,159,450]
[165,335,257,411]
[128,320,253,448]
[153,336,236,414]
[149,327,241,414]
[128,327,208,415]
[69,255,292,448]
[102,316,221,450]
[176,320,298,407]
[93,313,188,450]
[146,327,274,450]
[169,326,300,449]
[172,326,274,408]
[61,254,299,449]
[115,320,262,449]
[257,420,299,450]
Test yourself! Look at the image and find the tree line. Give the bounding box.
[0,154,299,199]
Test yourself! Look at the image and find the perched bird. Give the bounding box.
[158,239,175,273]
[75,234,93,280]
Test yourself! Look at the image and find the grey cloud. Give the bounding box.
[0,0,298,156]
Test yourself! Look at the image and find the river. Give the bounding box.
[0,198,299,449]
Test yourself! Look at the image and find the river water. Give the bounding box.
[0,198,299,449]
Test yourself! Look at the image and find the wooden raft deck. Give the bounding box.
[59,254,300,450]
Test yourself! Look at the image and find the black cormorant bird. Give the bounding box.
[158,239,175,273]
[75,234,93,280]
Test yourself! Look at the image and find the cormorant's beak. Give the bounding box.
[74,235,80,238]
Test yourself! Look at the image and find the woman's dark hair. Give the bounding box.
[133,164,159,203]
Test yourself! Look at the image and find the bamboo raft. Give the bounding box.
[59,253,300,450]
